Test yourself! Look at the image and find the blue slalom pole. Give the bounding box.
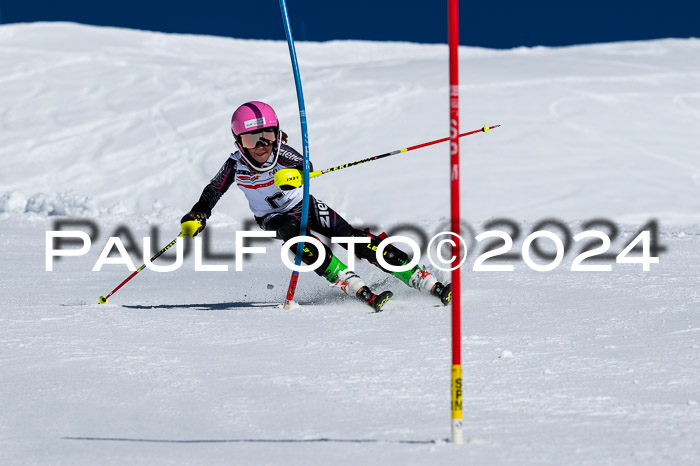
[279,0,311,309]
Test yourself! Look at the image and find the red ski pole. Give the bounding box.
[98,233,183,304]
[274,124,500,189]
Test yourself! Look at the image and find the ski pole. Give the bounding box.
[98,232,184,304]
[274,124,500,189]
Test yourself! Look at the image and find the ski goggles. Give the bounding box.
[239,129,277,149]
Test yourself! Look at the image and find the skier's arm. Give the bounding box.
[190,157,237,217]
[181,157,236,236]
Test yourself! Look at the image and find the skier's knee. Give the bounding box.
[276,218,301,241]
[350,228,409,267]
[381,245,409,267]
[297,241,334,276]
[277,221,331,273]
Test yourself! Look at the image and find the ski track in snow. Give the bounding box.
[1,23,699,465]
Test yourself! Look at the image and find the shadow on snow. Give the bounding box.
[119,302,309,311]
[63,436,442,445]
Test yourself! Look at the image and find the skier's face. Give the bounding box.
[249,139,273,165]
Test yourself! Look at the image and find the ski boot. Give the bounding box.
[357,286,393,312]
[336,269,393,312]
[430,282,452,306]
[395,265,452,306]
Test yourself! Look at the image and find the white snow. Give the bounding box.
[1,22,699,465]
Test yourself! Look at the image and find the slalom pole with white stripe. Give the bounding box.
[279,0,311,310]
[448,0,464,445]
[274,125,499,189]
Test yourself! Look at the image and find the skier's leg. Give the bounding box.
[346,227,452,306]
[299,197,410,271]
[262,212,392,310]
[307,200,452,305]
[265,212,337,280]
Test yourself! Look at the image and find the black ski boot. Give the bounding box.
[431,282,452,306]
[356,286,393,312]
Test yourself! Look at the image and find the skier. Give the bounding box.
[181,101,451,311]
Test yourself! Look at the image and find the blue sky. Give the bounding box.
[0,0,697,48]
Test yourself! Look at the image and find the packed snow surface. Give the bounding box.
[1,22,699,465]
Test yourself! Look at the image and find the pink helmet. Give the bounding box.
[231,101,281,172]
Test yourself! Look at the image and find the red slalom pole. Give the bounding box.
[448,0,463,445]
